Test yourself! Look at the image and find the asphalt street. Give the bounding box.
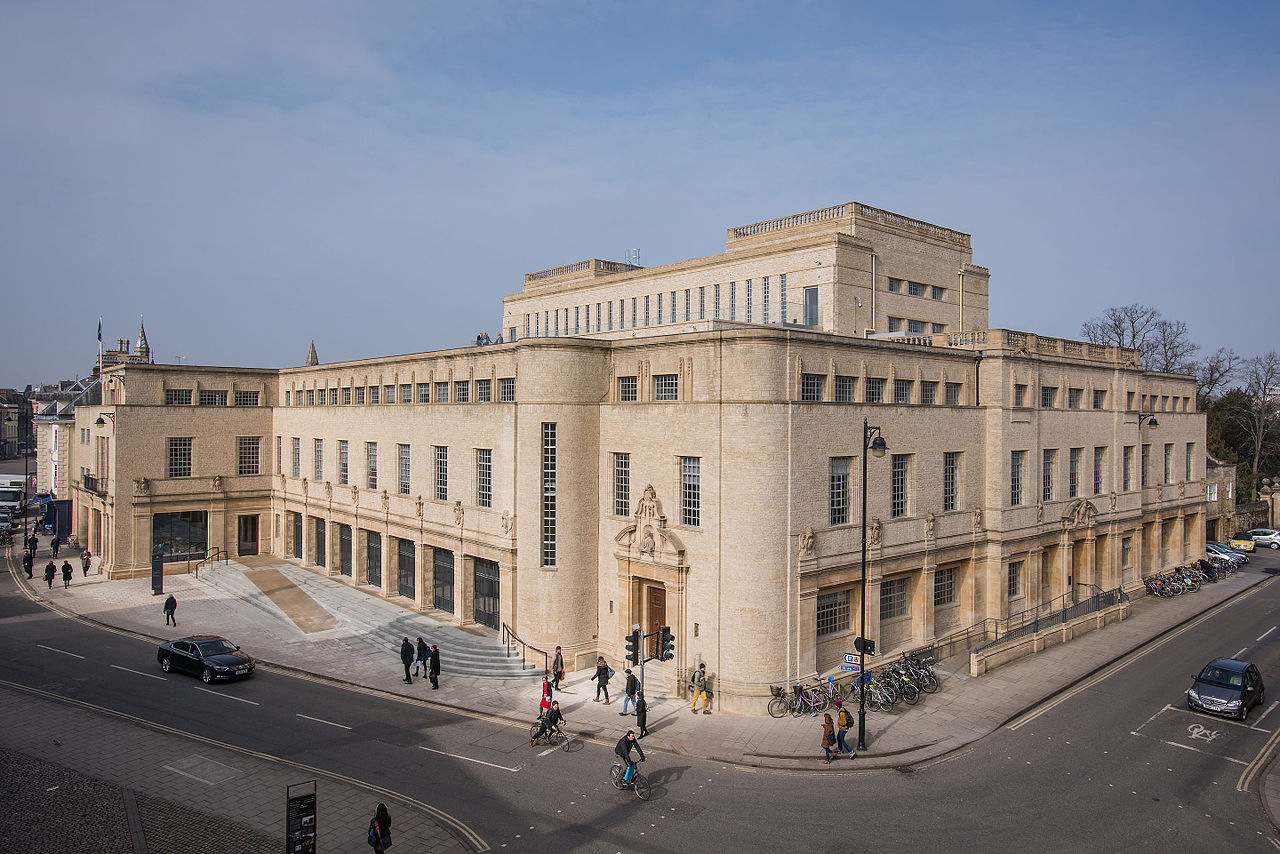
[2,552,1280,851]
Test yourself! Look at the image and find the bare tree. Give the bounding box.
[1232,351,1280,500]
[1080,304,1197,374]
[1196,347,1242,401]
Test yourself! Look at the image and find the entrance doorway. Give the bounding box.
[646,585,665,659]
[237,515,259,556]
[474,558,500,629]
[433,549,455,613]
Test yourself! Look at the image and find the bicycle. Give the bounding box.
[529,719,571,751]
[789,684,829,717]
[610,758,651,800]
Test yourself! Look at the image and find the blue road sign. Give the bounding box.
[839,664,860,673]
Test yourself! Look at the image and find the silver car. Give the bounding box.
[1248,528,1280,550]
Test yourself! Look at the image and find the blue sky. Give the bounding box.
[2,1,1277,386]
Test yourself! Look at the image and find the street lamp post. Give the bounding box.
[857,418,888,752]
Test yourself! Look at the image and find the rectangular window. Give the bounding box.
[384,385,394,404]
[943,451,960,512]
[1124,445,1134,491]
[165,389,192,406]
[944,382,962,406]
[434,381,449,403]
[657,293,663,324]
[907,281,924,297]
[342,387,351,405]
[894,379,912,404]
[1069,448,1082,498]
[1185,442,1195,481]
[417,383,430,403]
[801,374,825,402]
[835,376,856,403]
[618,376,637,402]
[890,454,910,518]
[830,457,850,525]
[730,282,736,320]
[681,456,701,527]
[476,379,492,402]
[291,437,300,478]
[236,437,260,476]
[499,378,515,402]
[654,374,678,401]
[1093,389,1107,410]
[1068,388,1083,409]
[816,590,850,637]
[1043,449,1056,501]
[434,446,448,501]
[399,384,411,404]
[275,436,282,475]
[865,377,885,404]
[455,381,470,403]
[934,567,956,606]
[746,279,752,322]
[1011,451,1026,506]
[699,286,706,320]
[369,385,379,405]
[614,452,631,517]
[920,381,937,405]
[907,319,925,334]
[1141,444,1151,487]
[887,317,903,333]
[167,437,193,478]
[233,391,259,407]
[284,391,290,406]
[932,323,945,334]
[1127,391,1136,410]
[931,285,945,301]
[307,389,315,406]
[330,388,338,405]
[1014,384,1027,407]
[607,301,613,330]
[314,439,323,481]
[574,305,580,334]
[476,448,492,508]
[338,440,349,486]
[1207,482,1218,502]
[887,277,902,293]
[644,295,650,326]
[1008,561,1023,597]
[198,389,227,407]
[779,273,786,323]
[1164,443,1173,484]
[1093,447,1105,495]
[398,444,411,495]
[685,288,691,321]
[355,386,365,405]
[763,276,769,324]
[366,442,377,490]
[714,283,721,319]
[880,577,908,620]
[1041,386,1057,408]
[541,424,557,566]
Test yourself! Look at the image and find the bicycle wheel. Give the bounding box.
[610,763,625,789]
[767,695,790,718]
[790,696,805,717]
[633,773,651,801]
[529,722,542,743]
[900,682,920,705]
[919,672,939,694]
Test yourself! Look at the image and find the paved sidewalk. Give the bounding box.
[10,535,1280,782]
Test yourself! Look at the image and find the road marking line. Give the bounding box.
[194,686,259,705]
[1233,647,1249,659]
[537,744,560,757]
[37,644,85,659]
[419,746,520,773]
[1159,740,1248,765]
[1132,704,1172,736]
[296,713,351,730]
[1255,702,1280,728]
[1257,626,1276,642]
[110,665,165,681]
[163,764,221,785]
[1239,723,1280,791]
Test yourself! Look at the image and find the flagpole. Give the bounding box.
[97,316,103,380]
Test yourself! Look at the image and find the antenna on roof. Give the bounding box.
[625,248,640,268]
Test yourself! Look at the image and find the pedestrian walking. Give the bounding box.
[23,551,34,579]
[80,548,92,576]
[50,535,60,558]
[821,713,836,764]
[833,700,854,758]
[635,691,649,738]
[399,637,414,684]
[539,674,554,716]
[620,668,640,716]
[412,637,428,677]
[689,662,710,714]
[60,560,72,589]
[27,534,38,557]
[552,645,565,691]
[163,594,178,626]
[44,560,56,589]
[367,802,392,852]
[428,644,440,689]
[593,655,612,704]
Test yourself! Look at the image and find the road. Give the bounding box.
[2,556,1279,852]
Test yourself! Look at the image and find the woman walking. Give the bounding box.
[368,802,392,852]
[539,674,554,717]
[593,655,612,704]
[821,713,836,764]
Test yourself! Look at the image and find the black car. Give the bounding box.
[157,635,256,683]
[1187,658,1264,720]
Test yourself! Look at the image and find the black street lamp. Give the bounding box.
[1138,412,1159,429]
[857,418,888,752]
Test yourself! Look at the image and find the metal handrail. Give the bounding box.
[501,623,549,673]
[190,547,227,577]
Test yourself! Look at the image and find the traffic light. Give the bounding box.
[659,626,675,661]
[854,636,876,656]
[624,628,641,665]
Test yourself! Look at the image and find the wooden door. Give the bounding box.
[647,586,665,659]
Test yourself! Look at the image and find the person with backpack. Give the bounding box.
[689,662,710,714]
[368,802,392,851]
[593,656,612,704]
[833,700,855,758]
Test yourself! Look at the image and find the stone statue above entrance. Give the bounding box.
[615,484,686,567]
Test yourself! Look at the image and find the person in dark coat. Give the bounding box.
[22,551,34,578]
[635,691,649,738]
[44,560,56,589]
[26,534,38,557]
[60,561,72,589]
[551,645,565,691]
[399,637,414,684]
[413,637,428,677]
[163,594,178,626]
[368,802,392,852]
[80,548,92,576]
[620,668,640,715]
[50,535,60,558]
[593,656,611,704]
[428,644,440,689]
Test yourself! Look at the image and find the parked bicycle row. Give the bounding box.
[1143,558,1233,598]
[768,650,942,717]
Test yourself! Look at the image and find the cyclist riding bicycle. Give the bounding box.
[530,700,565,745]
[614,729,645,782]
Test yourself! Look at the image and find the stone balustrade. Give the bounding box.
[884,328,1138,367]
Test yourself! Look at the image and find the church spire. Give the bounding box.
[305,340,318,367]
[136,314,152,363]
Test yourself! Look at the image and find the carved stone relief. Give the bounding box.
[799,527,815,557]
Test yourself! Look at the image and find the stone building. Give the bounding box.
[69,201,1206,713]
